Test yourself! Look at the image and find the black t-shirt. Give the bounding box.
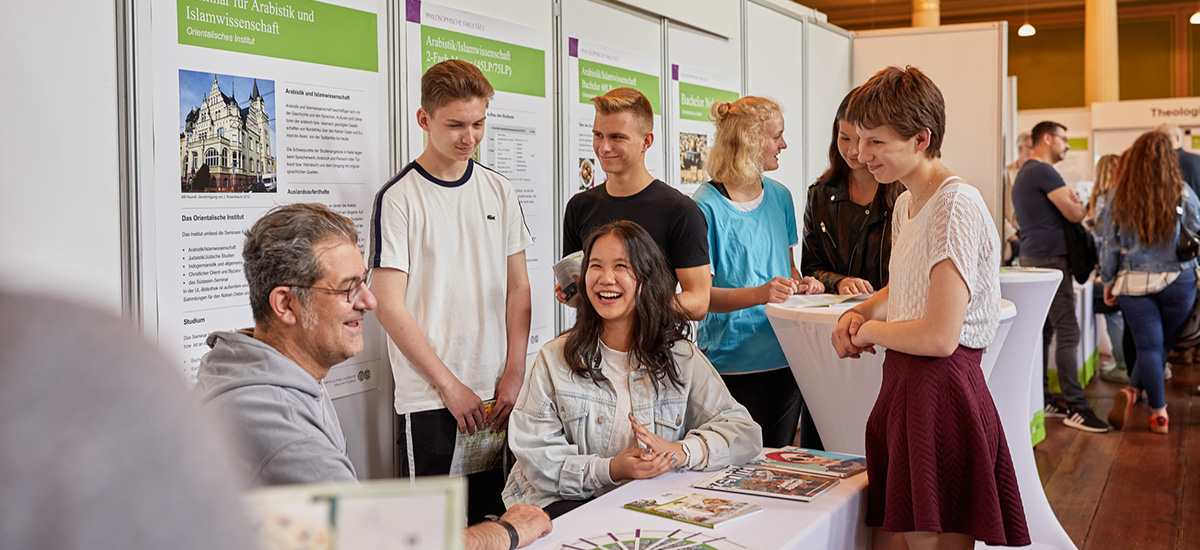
[562,179,710,271]
[1012,160,1068,257]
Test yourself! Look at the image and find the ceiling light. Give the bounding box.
[1018,22,1036,36]
[1190,11,1200,24]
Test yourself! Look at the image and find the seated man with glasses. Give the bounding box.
[196,204,553,549]
[195,203,376,487]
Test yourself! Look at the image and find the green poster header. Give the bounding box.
[578,59,660,114]
[1067,137,1088,150]
[178,0,377,72]
[678,81,738,122]
[420,26,545,98]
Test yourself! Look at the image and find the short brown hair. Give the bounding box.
[420,60,494,115]
[846,66,945,158]
[591,87,653,134]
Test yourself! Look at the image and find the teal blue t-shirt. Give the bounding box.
[692,177,797,374]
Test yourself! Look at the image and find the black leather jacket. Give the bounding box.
[801,178,902,292]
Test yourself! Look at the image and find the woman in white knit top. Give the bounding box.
[830,67,1028,550]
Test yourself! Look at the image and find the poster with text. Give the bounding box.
[405,1,553,352]
[671,65,738,196]
[566,38,664,200]
[152,0,385,397]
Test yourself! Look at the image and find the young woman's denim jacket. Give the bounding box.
[502,336,763,508]
[1097,188,1200,285]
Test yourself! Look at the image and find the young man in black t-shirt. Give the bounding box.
[558,87,711,320]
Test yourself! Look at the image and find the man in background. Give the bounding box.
[1013,121,1111,434]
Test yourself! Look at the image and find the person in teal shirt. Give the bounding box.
[692,96,824,448]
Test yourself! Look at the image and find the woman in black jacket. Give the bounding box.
[802,89,902,295]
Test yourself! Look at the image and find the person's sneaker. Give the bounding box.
[1064,408,1112,433]
[1100,364,1130,384]
[1044,402,1069,418]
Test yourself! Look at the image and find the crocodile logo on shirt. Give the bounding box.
[487,214,496,220]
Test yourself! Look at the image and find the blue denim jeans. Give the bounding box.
[1116,270,1197,410]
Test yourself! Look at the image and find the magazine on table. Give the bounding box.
[693,465,840,502]
[748,446,867,478]
[623,491,761,528]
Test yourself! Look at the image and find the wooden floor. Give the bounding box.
[1035,354,1200,550]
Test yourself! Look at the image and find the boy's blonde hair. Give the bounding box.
[590,87,653,134]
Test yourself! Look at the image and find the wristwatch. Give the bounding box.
[483,514,519,550]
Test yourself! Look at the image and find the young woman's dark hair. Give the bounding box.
[814,87,857,187]
[562,221,690,389]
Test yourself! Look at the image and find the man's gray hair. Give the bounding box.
[1017,131,1032,148]
[242,203,358,324]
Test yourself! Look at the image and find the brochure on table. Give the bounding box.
[151,0,385,396]
[405,1,553,352]
[671,64,738,196]
[565,37,665,200]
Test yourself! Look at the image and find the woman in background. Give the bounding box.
[691,96,824,449]
[1086,154,1130,384]
[1100,131,1199,435]
[802,88,902,296]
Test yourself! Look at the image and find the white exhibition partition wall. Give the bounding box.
[745,1,807,265]
[802,19,854,217]
[852,22,1008,234]
[0,0,124,314]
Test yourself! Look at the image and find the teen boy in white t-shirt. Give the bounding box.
[369,59,534,523]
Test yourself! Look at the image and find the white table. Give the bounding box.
[995,267,1077,550]
[524,469,869,550]
[764,298,1016,455]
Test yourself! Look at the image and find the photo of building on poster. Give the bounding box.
[179,70,277,193]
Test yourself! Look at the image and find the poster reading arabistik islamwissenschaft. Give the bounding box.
[405,1,553,353]
[152,0,385,397]
[566,38,664,198]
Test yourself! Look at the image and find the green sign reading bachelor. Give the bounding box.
[678,81,739,122]
[578,59,660,114]
[420,26,545,98]
[178,0,377,72]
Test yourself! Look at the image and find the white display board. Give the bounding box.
[666,13,742,196]
[402,0,555,352]
[852,22,1008,233]
[146,0,388,393]
[802,19,853,211]
[1091,96,1200,157]
[744,1,807,264]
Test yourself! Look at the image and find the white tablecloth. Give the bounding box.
[764,298,1016,455]
[523,468,869,550]
[994,267,1077,550]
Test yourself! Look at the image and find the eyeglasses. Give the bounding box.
[286,271,371,304]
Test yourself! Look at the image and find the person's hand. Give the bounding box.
[629,413,685,467]
[609,447,676,481]
[486,368,521,431]
[796,276,824,295]
[1103,284,1118,308]
[836,277,874,295]
[758,276,799,304]
[439,380,485,434]
[832,309,875,359]
[554,274,580,307]
[850,320,876,349]
[499,504,553,548]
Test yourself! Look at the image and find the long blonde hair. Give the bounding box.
[705,96,781,186]
[1087,154,1119,217]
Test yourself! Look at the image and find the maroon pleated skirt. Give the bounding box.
[864,346,1030,547]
